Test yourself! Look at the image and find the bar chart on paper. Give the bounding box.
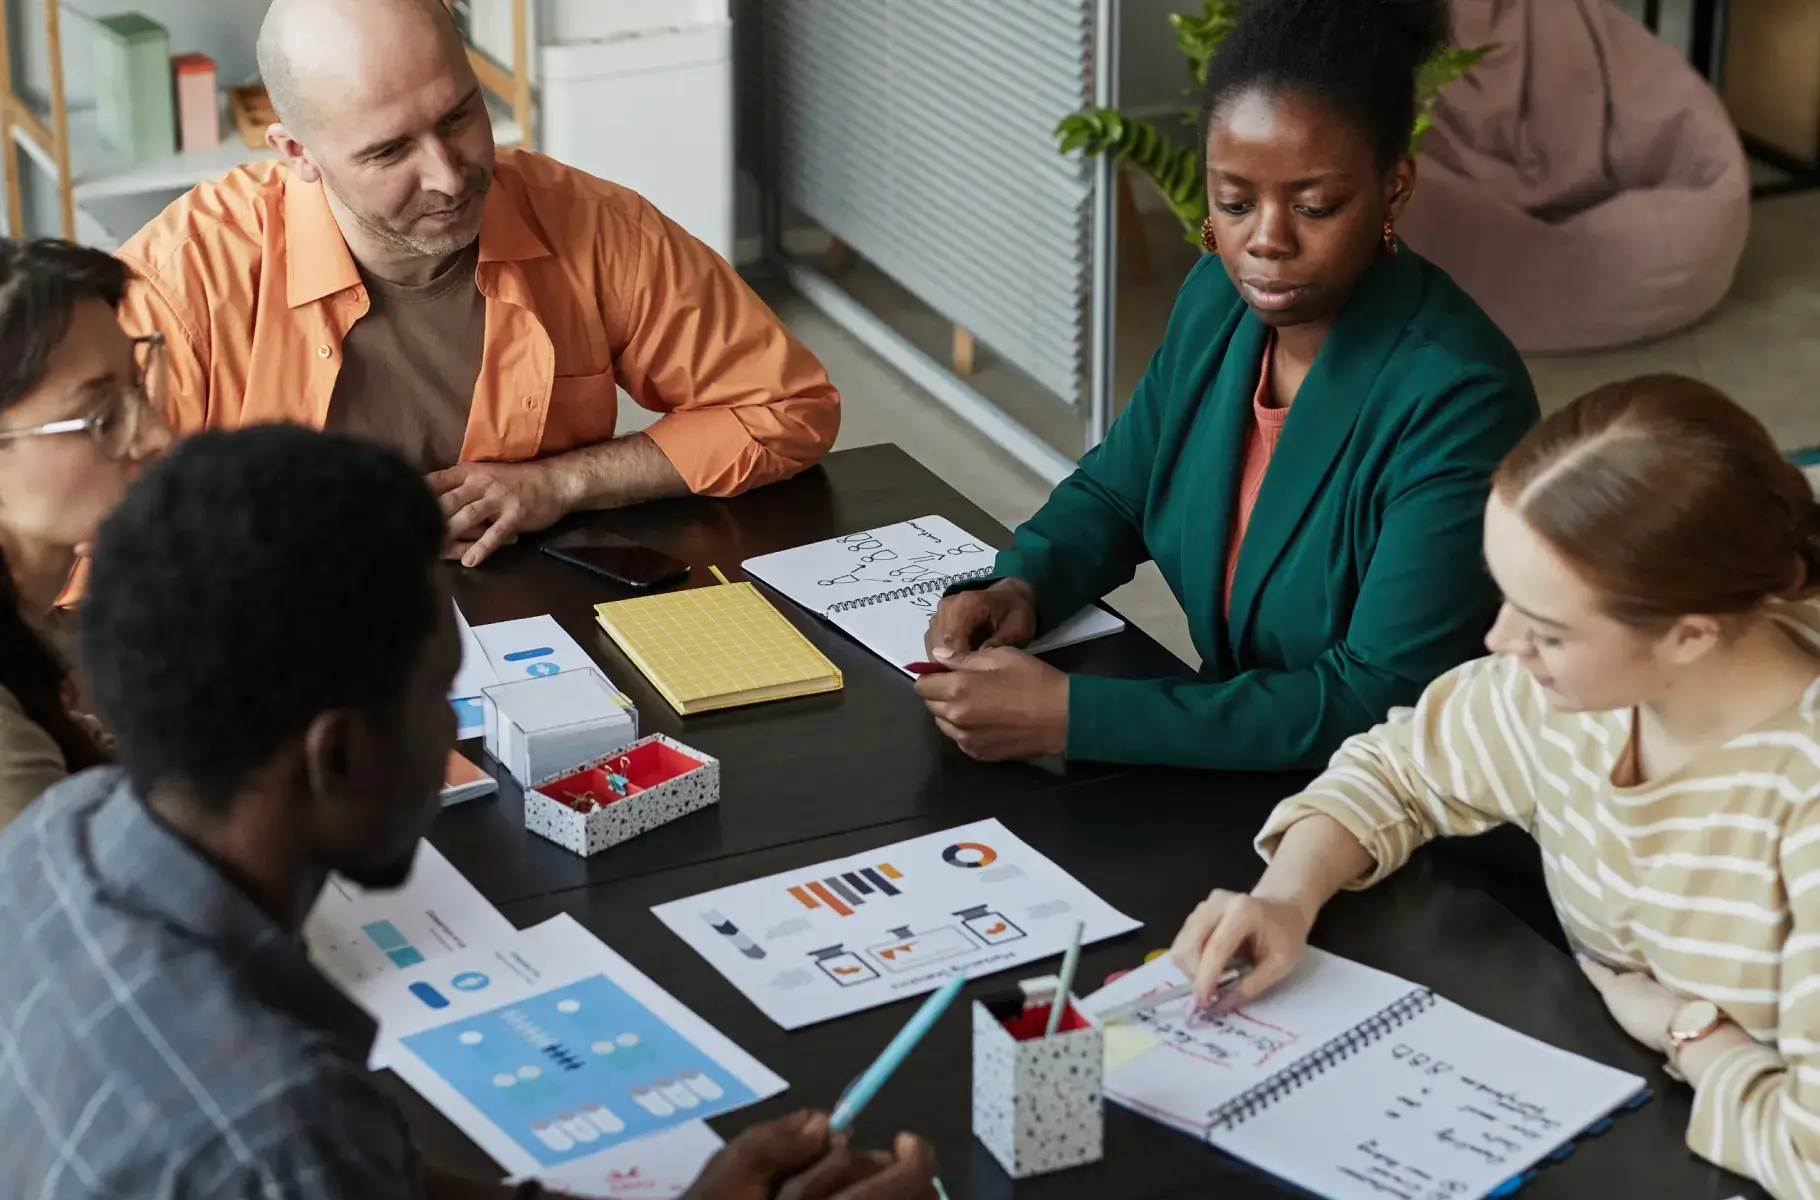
[654,820,1142,1028]
[787,862,904,917]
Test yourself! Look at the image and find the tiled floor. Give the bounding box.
[746,188,1820,668]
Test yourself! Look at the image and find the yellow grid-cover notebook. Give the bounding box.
[594,582,843,715]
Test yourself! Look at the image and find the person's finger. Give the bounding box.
[437,479,489,520]
[1170,897,1223,982]
[933,717,979,756]
[424,465,471,496]
[445,533,516,561]
[977,609,1033,650]
[462,512,522,569]
[959,646,1021,671]
[777,1145,894,1200]
[912,672,964,702]
[928,596,993,658]
[832,1134,939,1199]
[1220,934,1296,1010]
[445,493,501,543]
[923,596,976,656]
[703,1111,830,1190]
[1192,901,1257,1007]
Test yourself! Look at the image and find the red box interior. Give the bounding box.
[1000,1002,1091,1040]
[543,741,702,809]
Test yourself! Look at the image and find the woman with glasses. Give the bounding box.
[0,238,171,826]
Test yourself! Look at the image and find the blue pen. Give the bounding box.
[830,972,966,1134]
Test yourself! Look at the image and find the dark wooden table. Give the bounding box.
[403,445,1759,1199]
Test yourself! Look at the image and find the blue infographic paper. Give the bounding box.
[352,914,785,1179]
[403,973,757,1167]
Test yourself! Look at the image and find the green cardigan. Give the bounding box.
[993,249,1538,769]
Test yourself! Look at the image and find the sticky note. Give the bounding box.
[1104,1024,1161,1071]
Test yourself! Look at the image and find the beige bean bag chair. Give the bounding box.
[1398,0,1749,352]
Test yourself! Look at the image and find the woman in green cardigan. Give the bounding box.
[918,0,1538,769]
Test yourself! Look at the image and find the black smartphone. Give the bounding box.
[541,532,691,589]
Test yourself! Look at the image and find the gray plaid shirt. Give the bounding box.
[0,768,422,1198]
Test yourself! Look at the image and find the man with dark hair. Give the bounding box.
[0,427,934,1198]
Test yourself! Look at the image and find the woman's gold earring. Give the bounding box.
[1201,215,1219,256]
[1381,218,1398,256]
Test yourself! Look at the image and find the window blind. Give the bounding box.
[737,0,1100,409]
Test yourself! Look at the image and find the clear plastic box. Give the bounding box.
[482,667,637,786]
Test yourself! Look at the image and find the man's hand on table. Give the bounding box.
[432,459,571,568]
[682,1111,940,1200]
[430,434,689,568]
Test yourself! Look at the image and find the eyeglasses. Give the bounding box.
[0,332,165,461]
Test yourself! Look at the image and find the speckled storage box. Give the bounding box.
[525,734,718,856]
[972,992,1104,1178]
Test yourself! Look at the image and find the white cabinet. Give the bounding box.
[538,23,734,262]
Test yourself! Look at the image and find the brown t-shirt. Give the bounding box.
[325,242,485,472]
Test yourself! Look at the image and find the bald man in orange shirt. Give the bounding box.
[119,0,839,566]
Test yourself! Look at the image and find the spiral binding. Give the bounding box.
[825,566,994,613]
[1203,988,1437,1134]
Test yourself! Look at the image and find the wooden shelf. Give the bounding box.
[0,0,533,241]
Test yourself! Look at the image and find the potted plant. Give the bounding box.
[1056,1,1493,245]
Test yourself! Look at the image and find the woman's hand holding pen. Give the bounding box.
[1170,890,1313,1012]
[1171,814,1377,1009]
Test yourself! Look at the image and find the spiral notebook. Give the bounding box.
[1084,951,1648,1200]
[740,516,1125,675]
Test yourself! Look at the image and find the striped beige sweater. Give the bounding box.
[1258,601,1820,1199]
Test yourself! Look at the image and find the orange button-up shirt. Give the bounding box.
[116,148,840,496]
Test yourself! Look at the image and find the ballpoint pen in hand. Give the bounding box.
[829,973,966,1200]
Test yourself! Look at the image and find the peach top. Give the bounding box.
[1222,334,1289,617]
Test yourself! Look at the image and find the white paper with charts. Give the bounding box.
[740,516,1125,675]
[305,841,515,994]
[652,819,1141,1029]
[515,1121,725,1198]
[1083,952,1647,1200]
[346,914,784,1183]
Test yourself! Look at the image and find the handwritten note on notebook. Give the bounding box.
[741,516,1124,675]
[1084,952,1647,1200]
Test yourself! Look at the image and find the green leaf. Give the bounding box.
[1169,0,1237,86]
[1410,42,1495,153]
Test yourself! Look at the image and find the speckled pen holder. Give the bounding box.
[972,993,1104,1178]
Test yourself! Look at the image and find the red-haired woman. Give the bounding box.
[1172,374,1820,1197]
